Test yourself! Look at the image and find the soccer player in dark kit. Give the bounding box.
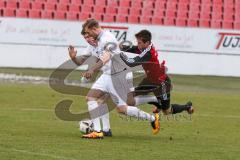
[120,29,194,116]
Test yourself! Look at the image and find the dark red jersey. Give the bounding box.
[120,44,167,84]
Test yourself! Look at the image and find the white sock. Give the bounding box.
[99,103,110,132]
[87,101,101,132]
[126,106,155,122]
[135,95,158,106]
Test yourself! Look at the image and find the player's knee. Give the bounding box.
[162,108,171,115]
[126,93,135,106]
[86,96,95,101]
[127,99,135,106]
[116,105,127,114]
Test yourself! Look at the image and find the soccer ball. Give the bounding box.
[79,119,94,134]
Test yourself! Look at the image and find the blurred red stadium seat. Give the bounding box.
[116,15,127,23]
[152,17,163,25]
[53,11,66,20]
[44,3,56,11]
[16,9,28,18]
[128,15,139,23]
[187,19,198,27]
[59,0,71,5]
[78,12,89,20]
[234,22,240,30]
[41,11,53,19]
[142,1,154,8]
[71,0,82,4]
[212,0,222,5]
[222,21,233,29]
[129,8,141,16]
[164,18,175,26]
[6,0,17,9]
[90,13,103,21]
[107,0,118,7]
[66,12,78,20]
[0,0,5,8]
[93,6,105,14]
[131,0,142,8]
[56,4,68,12]
[223,13,234,21]
[201,4,211,13]
[201,0,211,4]
[105,6,117,14]
[102,14,115,23]
[81,5,92,13]
[179,0,190,3]
[212,12,222,21]
[82,0,94,5]
[200,12,211,20]
[199,19,210,28]
[31,2,43,10]
[95,0,106,6]
[212,5,223,13]
[166,2,177,11]
[2,8,15,17]
[117,7,129,15]
[211,20,222,29]
[119,0,131,7]
[46,0,58,3]
[153,9,165,17]
[189,3,200,12]
[141,9,153,16]
[165,10,176,18]
[19,1,30,10]
[29,10,41,18]
[154,1,166,10]
[178,3,189,11]
[177,10,188,19]
[140,16,152,24]
[176,18,187,26]
[189,12,199,19]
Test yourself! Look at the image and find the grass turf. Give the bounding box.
[0,68,240,160]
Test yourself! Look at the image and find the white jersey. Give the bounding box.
[82,30,126,75]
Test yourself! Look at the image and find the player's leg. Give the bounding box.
[111,72,160,134]
[82,75,108,139]
[82,89,105,139]
[99,103,112,136]
[95,93,112,136]
[153,77,194,115]
[171,101,194,114]
[127,78,158,106]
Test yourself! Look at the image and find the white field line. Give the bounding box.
[1,147,78,160]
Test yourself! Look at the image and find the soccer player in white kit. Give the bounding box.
[80,19,160,139]
[68,30,112,136]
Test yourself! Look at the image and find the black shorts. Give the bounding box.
[134,76,171,110]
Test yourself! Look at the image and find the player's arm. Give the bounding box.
[120,50,151,67]
[68,45,90,66]
[83,51,111,79]
[120,44,138,53]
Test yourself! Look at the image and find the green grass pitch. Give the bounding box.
[0,68,240,160]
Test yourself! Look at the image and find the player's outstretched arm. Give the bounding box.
[68,45,89,66]
[120,51,151,67]
[119,44,138,53]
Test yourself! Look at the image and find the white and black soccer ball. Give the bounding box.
[79,119,94,134]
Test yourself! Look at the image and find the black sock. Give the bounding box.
[171,104,190,114]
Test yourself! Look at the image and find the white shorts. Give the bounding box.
[91,70,133,106]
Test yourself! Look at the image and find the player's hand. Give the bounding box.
[82,70,94,80]
[68,45,77,59]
